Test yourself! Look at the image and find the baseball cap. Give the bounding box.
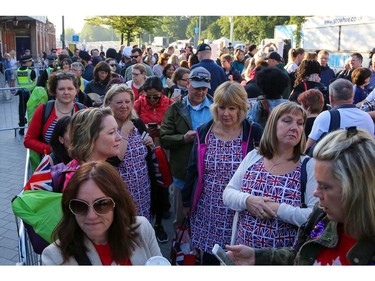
[122,46,132,58]
[196,43,211,54]
[266,52,282,62]
[189,67,211,89]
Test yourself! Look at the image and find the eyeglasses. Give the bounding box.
[110,64,116,67]
[130,55,139,59]
[189,76,211,83]
[55,72,75,79]
[180,78,188,82]
[69,197,115,216]
[146,96,160,101]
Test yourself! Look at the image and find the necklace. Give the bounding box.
[55,102,73,115]
[268,158,289,171]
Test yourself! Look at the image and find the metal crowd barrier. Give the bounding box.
[0,85,31,137]
[14,149,42,265]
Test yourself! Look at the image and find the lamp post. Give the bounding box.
[229,16,234,46]
[62,16,65,49]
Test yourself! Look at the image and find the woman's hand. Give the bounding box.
[120,121,134,138]
[225,244,255,265]
[245,195,276,220]
[142,135,155,149]
[171,94,181,103]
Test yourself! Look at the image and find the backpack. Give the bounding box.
[41,100,85,129]
[305,108,340,157]
[300,157,310,208]
[256,96,271,128]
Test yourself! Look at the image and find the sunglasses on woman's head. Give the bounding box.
[69,197,115,216]
[55,72,75,79]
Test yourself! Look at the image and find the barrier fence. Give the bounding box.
[0,66,43,137]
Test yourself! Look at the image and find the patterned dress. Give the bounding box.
[117,128,151,221]
[236,158,302,248]
[190,131,243,252]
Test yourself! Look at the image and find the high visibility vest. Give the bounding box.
[16,68,35,90]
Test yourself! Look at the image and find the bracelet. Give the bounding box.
[121,136,129,141]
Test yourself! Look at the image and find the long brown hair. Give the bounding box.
[53,161,139,264]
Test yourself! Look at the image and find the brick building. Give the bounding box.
[0,16,56,61]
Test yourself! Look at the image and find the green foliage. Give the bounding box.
[72,16,308,48]
[64,28,76,42]
[85,16,160,45]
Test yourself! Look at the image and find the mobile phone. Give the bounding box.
[148,122,158,129]
[172,88,181,98]
[212,244,235,266]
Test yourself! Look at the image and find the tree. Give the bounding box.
[64,27,76,43]
[85,16,161,45]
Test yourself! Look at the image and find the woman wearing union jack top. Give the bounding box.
[182,81,263,265]
[223,101,318,249]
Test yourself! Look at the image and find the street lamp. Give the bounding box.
[229,17,234,45]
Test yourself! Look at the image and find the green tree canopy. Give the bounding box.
[85,16,161,45]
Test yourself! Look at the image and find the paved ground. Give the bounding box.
[0,94,175,265]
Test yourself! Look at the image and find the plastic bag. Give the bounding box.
[169,218,200,265]
[12,190,63,243]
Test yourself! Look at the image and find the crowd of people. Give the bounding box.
[14,41,375,266]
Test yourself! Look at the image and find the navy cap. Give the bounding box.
[196,43,211,53]
[79,50,91,62]
[266,51,282,62]
[20,55,33,63]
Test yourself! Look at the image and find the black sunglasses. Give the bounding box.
[189,76,211,83]
[146,95,161,101]
[130,55,139,59]
[69,197,115,216]
[55,72,75,79]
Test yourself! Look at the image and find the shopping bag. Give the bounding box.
[170,218,200,265]
[11,189,63,243]
[152,146,173,188]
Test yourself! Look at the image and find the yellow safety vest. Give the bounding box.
[16,68,35,90]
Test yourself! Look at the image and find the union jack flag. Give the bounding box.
[24,155,53,191]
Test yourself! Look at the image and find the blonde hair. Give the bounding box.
[104,84,138,121]
[211,81,247,123]
[313,128,375,239]
[69,107,114,162]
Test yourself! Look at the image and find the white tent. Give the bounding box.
[212,37,231,49]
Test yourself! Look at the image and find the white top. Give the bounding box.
[223,149,318,227]
[308,107,375,140]
[284,62,298,74]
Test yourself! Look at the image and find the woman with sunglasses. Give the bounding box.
[226,128,375,265]
[24,71,85,171]
[42,161,162,265]
[134,76,176,140]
